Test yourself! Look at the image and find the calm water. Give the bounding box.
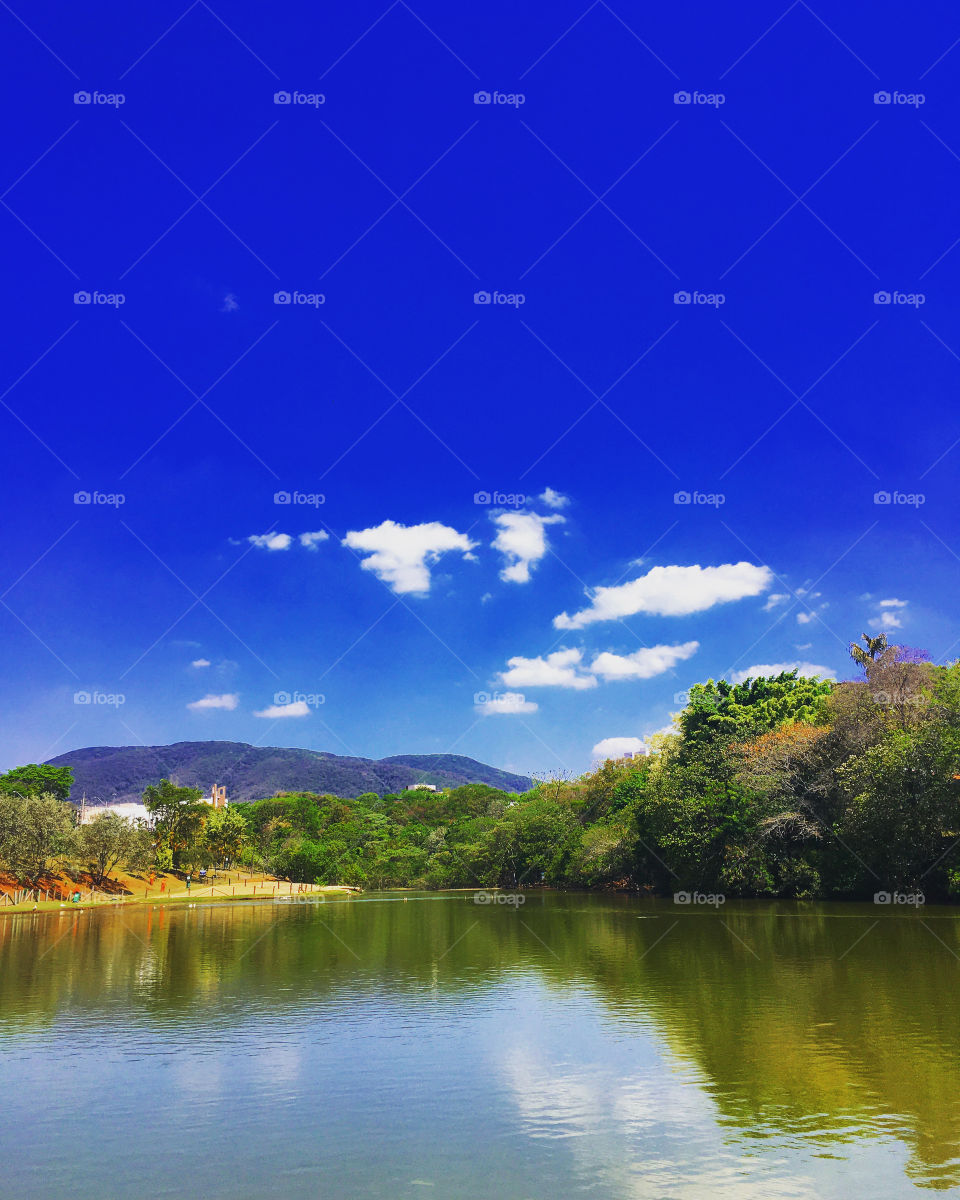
[1,892,958,1198]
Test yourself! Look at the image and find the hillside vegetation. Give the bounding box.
[44,742,532,803]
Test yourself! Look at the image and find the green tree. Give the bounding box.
[0,792,75,880]
[142,779,204,870]
[678,671,832,760]
[76,813,151,887]
[0,763,74,803]
[850,631,888,669]
[838,729,960,891]
[202,806,247,866]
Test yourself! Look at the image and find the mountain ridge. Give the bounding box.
[45,741,532,803]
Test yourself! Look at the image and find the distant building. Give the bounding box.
[204,784,228,808]
[77,801,152,826]
[77,783,227,825]
[403,783,437,792]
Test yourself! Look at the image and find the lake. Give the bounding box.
[1,891,958,1197]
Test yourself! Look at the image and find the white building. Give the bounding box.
[77,801,152,826]
[77,783,228,825]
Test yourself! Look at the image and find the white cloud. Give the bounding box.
[253,700,311,718]
[475,691,538,715]
[343,519,477,595]
[500,648,597,690]
[539,487,570,510]
[763,593,789,611]
[592,737,648,760]
[187,693,239,711]
[868,597,907,631]
[729,662,835,684]
[298,530,329,550]
[248,532,292,551]
[554,562,772,629]
[795,643,812,651]
[796,612,815,625]
[190,658,211,668]
[870,610,903,630]
[492,511,564,583]
[589,641,699,682]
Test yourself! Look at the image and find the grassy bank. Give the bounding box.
[0,867,360,915]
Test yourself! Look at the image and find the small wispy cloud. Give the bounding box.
[190,658,211,668]
[539,486,570,510]
[868,597,908,631]
[248,533,292,551]
[187,693,239,711]
[253,700,311,718]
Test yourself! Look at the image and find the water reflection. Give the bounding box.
[1,893,957,1195]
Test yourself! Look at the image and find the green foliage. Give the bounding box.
[0,792,75,880]
[678,671,832,758]
[0,763,74,803]
[76,813,152,886]
[201,806,247,866]
[143,779,204,870]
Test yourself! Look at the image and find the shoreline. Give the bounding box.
[0,879,360,917]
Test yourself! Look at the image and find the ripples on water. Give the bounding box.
[1,893,958,1198]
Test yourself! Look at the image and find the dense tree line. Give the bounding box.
[234,636,960,899]
[2,634,958,898]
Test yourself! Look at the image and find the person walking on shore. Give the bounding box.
[185,874,191,892]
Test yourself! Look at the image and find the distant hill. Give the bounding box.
[45,741,532,804]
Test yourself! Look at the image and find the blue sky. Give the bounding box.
[2,0,959,777]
